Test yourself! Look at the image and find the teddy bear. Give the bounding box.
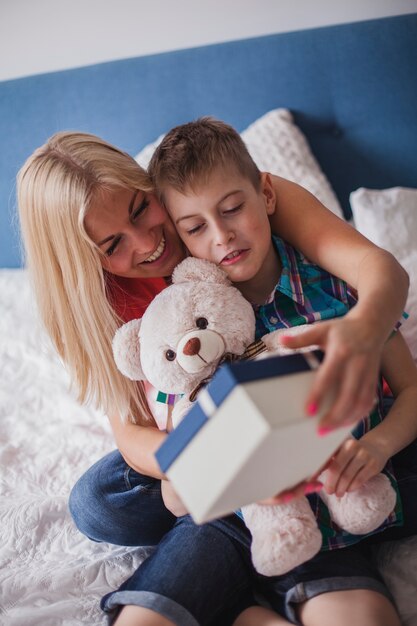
[112,257,397,576]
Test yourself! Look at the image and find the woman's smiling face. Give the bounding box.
[84,186,186,279]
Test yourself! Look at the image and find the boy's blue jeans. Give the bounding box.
[69,395,417,624]
[69,442,417,625]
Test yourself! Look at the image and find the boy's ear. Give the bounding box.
[260,172,276,216]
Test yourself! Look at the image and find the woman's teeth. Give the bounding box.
[143,236,166,263]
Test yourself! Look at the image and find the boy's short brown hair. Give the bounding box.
[148,117,261,199]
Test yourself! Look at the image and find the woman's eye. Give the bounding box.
[105,236,121,256]
[165,349,176,361]
[131,197,150,221]
[196,317,208,329]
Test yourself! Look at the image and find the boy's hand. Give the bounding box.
[161,479,188,517]
[321,437,388,498]
[279,317,382,431]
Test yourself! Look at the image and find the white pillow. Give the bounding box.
[135,133,165,169]
[350,187,417,362]
[240,109,343,218]
[135,108,344,219]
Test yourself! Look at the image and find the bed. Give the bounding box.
[1,12,417,625]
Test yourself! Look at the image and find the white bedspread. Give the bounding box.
[0,270,149,625]
[1,269,416,625]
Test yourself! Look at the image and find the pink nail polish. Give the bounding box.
[304,483,323,495]
[318,426,332,436]
[306,403,318,416]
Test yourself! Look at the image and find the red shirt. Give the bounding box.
[106,273,169,428]
[106,273,167,322]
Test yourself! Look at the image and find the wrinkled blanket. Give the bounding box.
[1,269,416,625]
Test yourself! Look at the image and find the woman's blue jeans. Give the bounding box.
[69,450,259,625]
[69,441,417,625]
[69,450,177,546]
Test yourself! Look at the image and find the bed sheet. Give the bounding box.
[0,269,416,625]
[0,269,150,625]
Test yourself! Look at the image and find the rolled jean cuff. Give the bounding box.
[284,576,394,625]
[102,590,200,626]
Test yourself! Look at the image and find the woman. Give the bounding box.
[17,131,409,626]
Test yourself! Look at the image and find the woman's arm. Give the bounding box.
[270,175,407,290]
[108,412,167,478]
[109,412,189,515]
[269,175,409,428]
[321,331,417,497]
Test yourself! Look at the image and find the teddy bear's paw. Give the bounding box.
[241,500,322,576]
[320,472,397,535]
[250,518,322,576]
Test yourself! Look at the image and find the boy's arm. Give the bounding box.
[322,331,417,497]
[268,175,409,429]
[364,330,417,458]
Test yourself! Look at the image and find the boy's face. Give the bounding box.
[163,166,276,286]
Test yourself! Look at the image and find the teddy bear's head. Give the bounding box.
[112,257,256,395]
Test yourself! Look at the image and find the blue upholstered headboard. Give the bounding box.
[1,13,416,267]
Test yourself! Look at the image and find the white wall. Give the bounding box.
[1,0,416,81]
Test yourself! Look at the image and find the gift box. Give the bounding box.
[156,350,352,524]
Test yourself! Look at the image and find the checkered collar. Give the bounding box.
[268,236,305,306]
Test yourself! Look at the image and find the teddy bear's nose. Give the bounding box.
[183,337,201,356]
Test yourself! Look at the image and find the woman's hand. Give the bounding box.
[258,478,323,505]
[279,316,383,431]
[161,479,188,517]
[321,437,389,498]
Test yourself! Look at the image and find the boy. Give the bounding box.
[148,116,417,537]
[149,116,417,460]
[149,118,417,496]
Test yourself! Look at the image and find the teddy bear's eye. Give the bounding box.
[196,317,208,329]
[165,349,176,361]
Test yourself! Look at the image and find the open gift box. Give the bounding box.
[156,350,352,523]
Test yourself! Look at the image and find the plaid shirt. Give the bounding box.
[255,236,403,551]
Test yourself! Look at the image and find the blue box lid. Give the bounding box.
[156,350,323,473]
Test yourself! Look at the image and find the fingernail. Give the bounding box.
[304,483,323,495]
[318,426,333,436]
[306,403,318,416]
[281,493,294,503]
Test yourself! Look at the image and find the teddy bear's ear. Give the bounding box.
[172,257,231,286]
[112,318,146,381]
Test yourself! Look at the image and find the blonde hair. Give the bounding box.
[17,131,155,425]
